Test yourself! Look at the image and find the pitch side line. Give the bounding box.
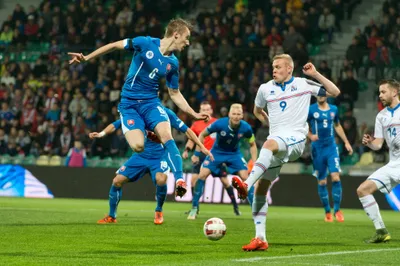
[232,248,400,262]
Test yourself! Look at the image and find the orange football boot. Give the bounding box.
[232,176,248,200]
[335,210,344,222]
[242,238,269,251]
[325,213,333,222]
[97,215,117,224]
[154,211,164,225]
[175,179,187,197]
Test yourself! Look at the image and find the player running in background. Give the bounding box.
[308,96,353,222]
[68,18,209,198]
[182,101,216,199]
[357,79,400,243]
[91,108,212,225]
[232,54,340,251]
[187,104,258,220]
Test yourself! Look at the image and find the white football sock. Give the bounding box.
[359,195,386,230]
[252,195,268,241]
[245,148,273,190]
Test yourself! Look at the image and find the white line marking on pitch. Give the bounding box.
[232,248,400,262]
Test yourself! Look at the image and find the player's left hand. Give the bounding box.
[302,62,318,77]
[202,148,214,161]
[89,132,100,139]
[68,52,87,64]
[194,112,211,122]
[345,142,353,155]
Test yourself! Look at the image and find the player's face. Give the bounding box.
[229,109,243,126]
[174,28,190,51]
[379,84,397,106]
[317,96,327,104]
[272,59,292,83]
[200,104,213,116]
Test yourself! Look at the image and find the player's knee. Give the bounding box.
[220,177,230,188]
[318,179,327,186]
[357,182,372,197]
[255,179,271,195]
[130,143,144,153]
[331,173,340,182]
[156,174,167,186]
[262,139,279,153]
[112,176,125,187]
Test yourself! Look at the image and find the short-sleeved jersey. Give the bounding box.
[112,107,188,159]
[255,77,326,136]
[374,104,400,164]
[190,117,217,150]
[207,117,253,153]
[121,36,179,101]
[308,103,339,147]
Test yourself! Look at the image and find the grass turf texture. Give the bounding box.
[1,198,399,266]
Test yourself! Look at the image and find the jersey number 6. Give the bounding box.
[149,68,159,79]
[280,101,287,111]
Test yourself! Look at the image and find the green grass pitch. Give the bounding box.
[1,197,399,265]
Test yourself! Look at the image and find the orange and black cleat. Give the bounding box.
[97,215,117,224]
[325,213,333,222]
[232,176,248,200]
[335,210,344,222]
[175,179,187,198]
[154,211,164,225]
[242,238,269,251]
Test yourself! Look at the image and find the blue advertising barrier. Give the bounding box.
[386,185,400,211]
[0,164,53,198]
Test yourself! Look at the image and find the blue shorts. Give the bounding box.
[118,98,169,134]
[192,153,227,176]
[116,154,170,185]
[202,150,247,176]
[311,144,341,180]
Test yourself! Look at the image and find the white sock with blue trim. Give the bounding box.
[245,148,273,190]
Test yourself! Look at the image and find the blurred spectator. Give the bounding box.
[65,140,87,167]
[318,8,335,43]
[283,26,305,54]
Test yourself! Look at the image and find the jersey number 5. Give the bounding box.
[149,68,158,79]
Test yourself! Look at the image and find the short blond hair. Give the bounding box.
[165,18,193,37]
[229,103,243,113]
[272,54,294,68]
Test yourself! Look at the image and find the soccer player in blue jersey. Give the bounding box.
[308,96,353,222]
[90,107,213,225]
[68,18,209,198]
[187,104,258,219]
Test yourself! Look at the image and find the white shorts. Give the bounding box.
[367,163,400,194]
[261,131,306,181]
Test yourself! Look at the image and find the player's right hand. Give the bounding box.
[191,155,199,164]
[362,134,373,145]
[309,134,319,142]
[68,52,87,64]
[89,132,100,139]
[201,147,214,162]
[194,112,211,122]
[182,150,189,159]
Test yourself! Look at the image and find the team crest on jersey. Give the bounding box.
[166,63,172,72]
[127,119,135,126]
[220,131,226,136]
[119,166,126,172]
[313,112,320,118]
[270,90,275,95]
[238,134,243,138]
[330,112,335,119]
[146,51,154,59]
[291,86,297,92]
[203,160,210,166]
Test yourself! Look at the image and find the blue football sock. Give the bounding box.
[247,185,254,206]
[164,139,183,180]
[109,185,122,218]
[317,184,331,213]
[155,185,167,212]
[332,181,342,213]
[226,186,238,209]
[192,179,205,208]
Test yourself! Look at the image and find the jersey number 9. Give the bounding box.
[280,101,287,111]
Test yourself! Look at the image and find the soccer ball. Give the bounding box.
[203,217,226,241]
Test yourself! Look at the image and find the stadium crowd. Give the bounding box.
[0,0,391,165]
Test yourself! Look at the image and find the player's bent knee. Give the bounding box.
[220,177,230,188]
[331,173,340,182]
[130,143,144,153]
[357,180,376,197]
[156,173,167,186]
[262,139,279,153]
[113,175,128,187]
[318,179,327,186]
[255,179,271,195]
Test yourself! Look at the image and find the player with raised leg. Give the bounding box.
[68,19,209,198]
[357,79,400,243]
[91,108,213,225]
[232,54,340,251]
[308,96,353,222]
[187,104,257,220]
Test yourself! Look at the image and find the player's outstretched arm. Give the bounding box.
[168,88,210,121]
[89,123,116,139]
[253,106,269,125]
[183,139,195,159]
[248,136,258,162]
[362,134,384,151]
[186,128,214,161]
[303,63,340,97]
[68,40,125,64]
[334,123,353,155]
